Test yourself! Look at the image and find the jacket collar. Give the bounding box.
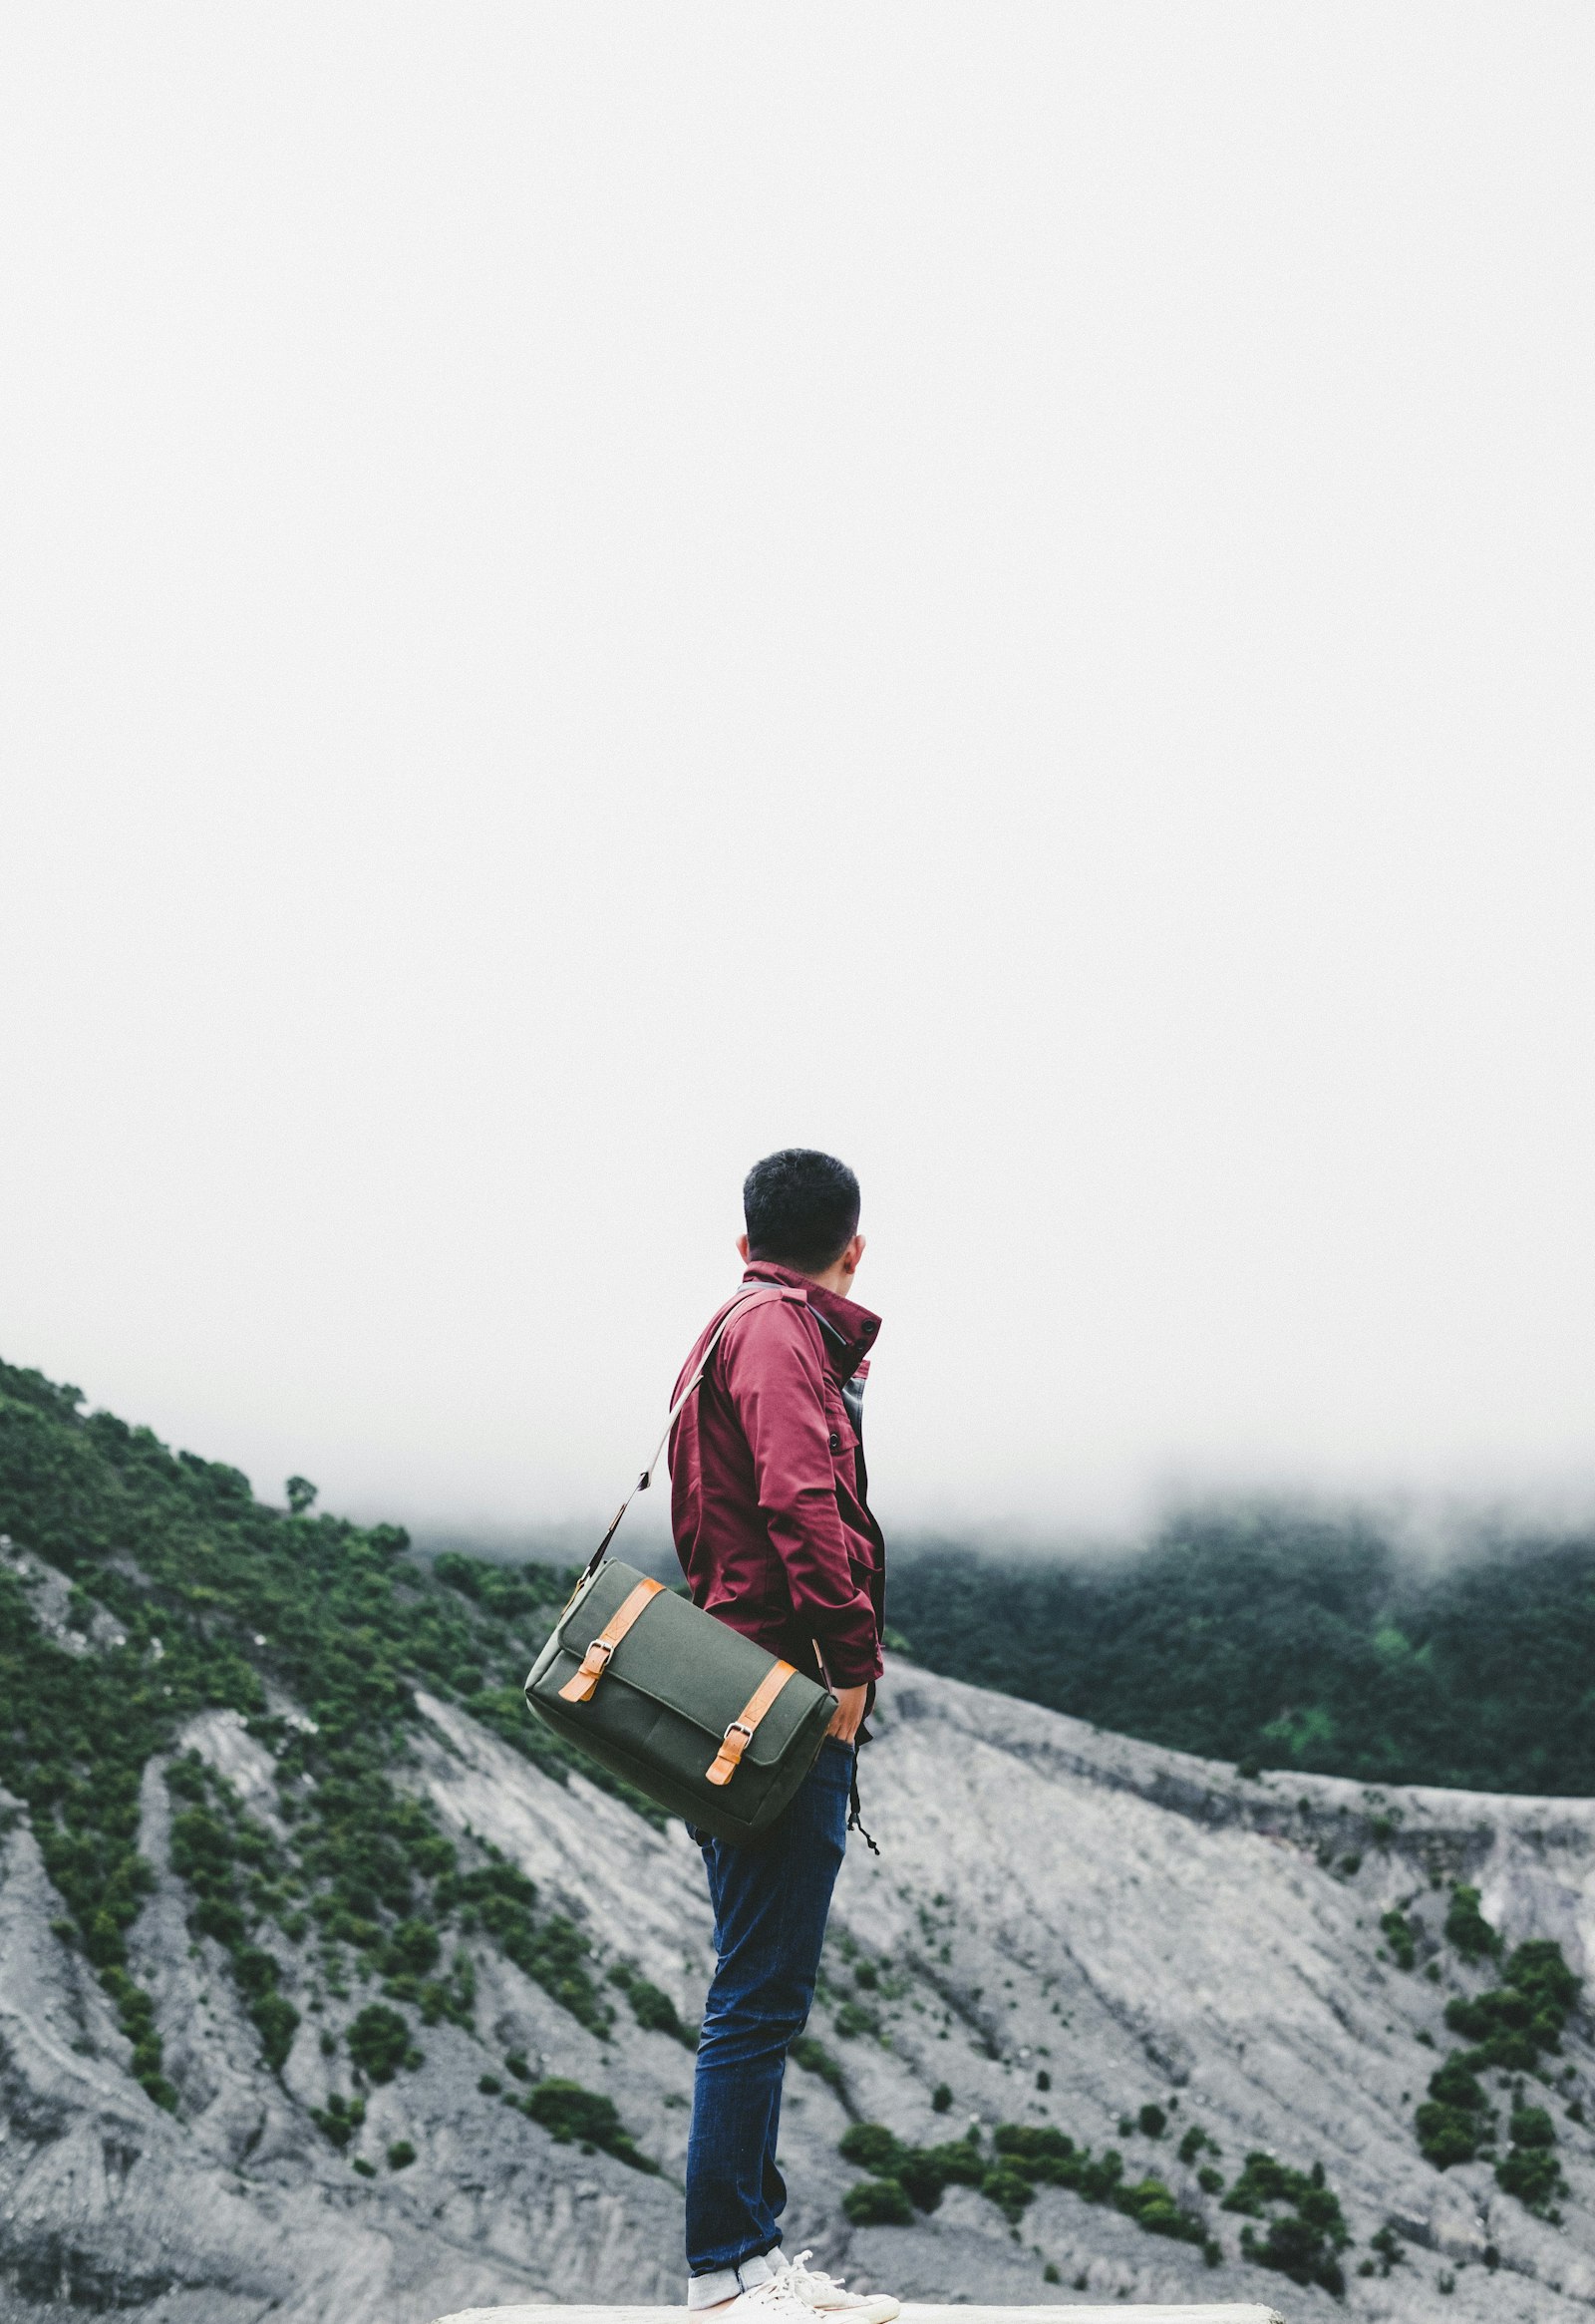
[741,1259,881,1378]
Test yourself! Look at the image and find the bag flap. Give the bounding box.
[546,1561,829,1768]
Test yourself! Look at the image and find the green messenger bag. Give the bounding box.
[523,1287,838,1842]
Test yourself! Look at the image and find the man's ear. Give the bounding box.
[840,1232,865,1277]
[736,1233,751,1262]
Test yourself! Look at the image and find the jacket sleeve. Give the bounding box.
[720,1301,883,1688]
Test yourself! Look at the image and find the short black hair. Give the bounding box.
[743,1149,860,1273]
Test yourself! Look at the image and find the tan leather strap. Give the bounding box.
[558,1576,664,1703]
[705,1660,799,1787]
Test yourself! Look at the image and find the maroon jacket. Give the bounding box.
[668,1260,885,1690]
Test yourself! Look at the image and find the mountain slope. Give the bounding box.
[7,1574,1595,2319]
[6,1364,1595,2322]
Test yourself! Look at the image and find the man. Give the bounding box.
[669,1150,898,2324]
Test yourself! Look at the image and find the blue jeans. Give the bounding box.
[686,1738,852,2280]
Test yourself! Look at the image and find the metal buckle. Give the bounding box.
[723,1719,754,1747]
[586,1637,615,1668]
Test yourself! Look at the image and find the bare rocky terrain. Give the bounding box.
[7,1585,1595,2324]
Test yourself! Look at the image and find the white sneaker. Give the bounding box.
[777,2249,901,2324]
[713,2279,820,2323]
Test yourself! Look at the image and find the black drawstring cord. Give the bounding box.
[847,1762,880,1855]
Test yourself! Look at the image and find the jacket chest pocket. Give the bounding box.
[822,1384,858,1462]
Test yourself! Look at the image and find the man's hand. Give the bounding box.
[827,1684,868,1745]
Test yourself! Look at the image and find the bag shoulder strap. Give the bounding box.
[579,1283,798,1583]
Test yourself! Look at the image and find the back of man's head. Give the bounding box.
[743,1149,860,1274]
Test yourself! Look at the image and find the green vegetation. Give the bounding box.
[1415,1936,1580,2208]
[1496,2139,1565,2215]
[609,1960,697,2048]
[520,2078,659,2172]
[791,2035,846,2094]
[308,2091,366,2149]
[1379,1908,1419,1970]
[891,1516,1595,1792]
[833,2000,880,2040]
[837,2121,1219,2261]
[163,1752,301,2068]
[346,2003,419,2084]
[1443,1884,1499,1962]
[435,1857,608,2036]
[841,2177,914,2227]
[1359,2223,1407,2279]
[0,1355,627,2118]
[432,1553,664,1826]
[1221,2152,1351,2295]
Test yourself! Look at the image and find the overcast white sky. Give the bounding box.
[2,5,1593,1549]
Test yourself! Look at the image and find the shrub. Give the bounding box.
[791,2036,845,2094]
[1443,1941,1584,2069]
[1116,2176,1206,2245]
[1495,2144,1564,2214]
[310,2093,366,2149]
[250,1991,300,2073]
[434,1863,609,2037]
[609,1962,697,2048]
[1221,2150,1349,2294]
[384,1917,441,1977]
[1241,2214,1345,2297]
[1427,2056,1485,2113]
[897,2137,985,2211]
[387,2140,416,2170]
[1369,2223,1405,2276]
[346,2003,413,2084]
[1444,1885,1499,1961]
[1416,1937,1583,2179]
[1379,1909,1418,1970]
[839,2124,903,2174]
[1505,1938,1581,2018]
[931,2082,953,2113]
[834,2001,879,2041]
[842,2177,914,2227]
[986,2119,1216,2249]
[994,2125,1076,2169]
[981,2163,1035,2222]
[1416,2104,1482,2169]
[1137,2103,1166,2139]
[1509,2106,1555,2151]
[522,2078,658,2173]
[840,2125,985,2213]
